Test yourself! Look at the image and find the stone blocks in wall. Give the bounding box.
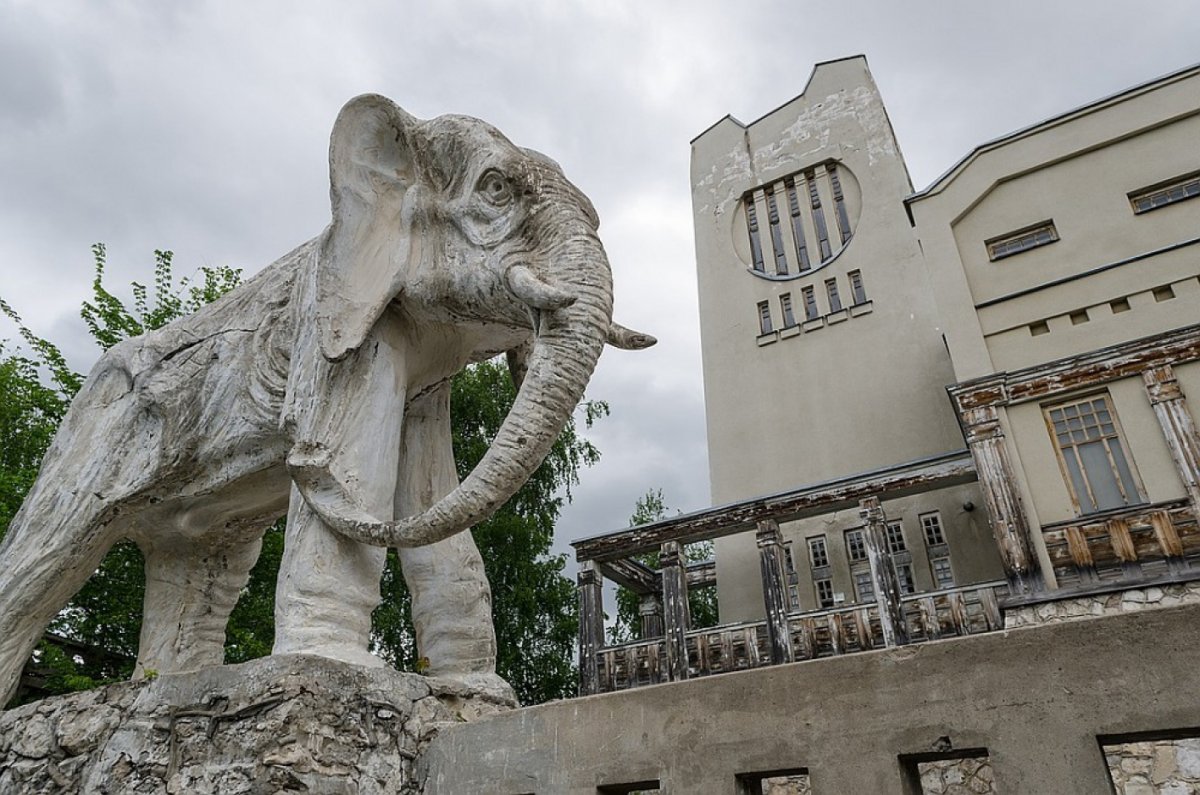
[0,655,512,794]
[1004,581,1200,628]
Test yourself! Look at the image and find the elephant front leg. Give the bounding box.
[395,382,508,697]
[274,320,407,666]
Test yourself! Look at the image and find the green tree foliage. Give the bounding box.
[3,244,598,705]
[608,489,719,644]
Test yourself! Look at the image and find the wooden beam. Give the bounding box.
[660,541,690,682]
[599,557,658,595]
[573,451,976,562]
[1144,364,1200,521]
[756,520,795,665]
[577,560,604,696]
[860,497,909,647]
[951,323,1200,410]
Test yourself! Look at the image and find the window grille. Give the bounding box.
[1130,171,1200,214]
[986,221,1058,261]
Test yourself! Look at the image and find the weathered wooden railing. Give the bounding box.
[594,582,1006,692]
[573,450,983,695]
[1040,499,1200,590]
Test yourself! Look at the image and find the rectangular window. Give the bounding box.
[783,542,796,574]
[1045,394,1145,515]
[807,536,829,569]
[815,578,834,608]
[920,512,946,546]
[779,293,796,328]
[806,168,833,260]
[764,186,789,276]
[896,563,915,594]
[784,177,811,272]
[853,569,874,602]
[828,163,852,245]
[801,286,820,321]
[986,221,1058,261]
[825,278,843,313]
[845,529,867,562]
[885,520,907,553]
[848,269,868,305]
[1130,170,1200,214]
[931,556,954,589]
[757,301,773,335]
[744,195,766,272]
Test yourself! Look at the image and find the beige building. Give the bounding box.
[908,62,1200,598]
[690,56,998,623]
[692,56,1200,624]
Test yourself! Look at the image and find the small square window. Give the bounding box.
[931,556,955,589]
[779,293,797,327]
[848,270,868,305]
[920,512,946,546]
[825,278,843,313]
[815,578,834,608]
[801,286,820,321]
[1029,320,1050,336]
[853,569,874,602]
[986,221,1058,261]
[757,301,773,335]
[807,536,829,569]
[1153,285,1175,302]
[845,529,867,562]
[1069,309,1089,325]
[1110,297,1131,313]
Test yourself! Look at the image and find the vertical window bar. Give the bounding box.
[784,177,811,272]
[801,286,819,321]
[764,186,789,275]
[827,164,852,245]
[806,169,833,260]
[744,194,766,273]
[780,293,796,327]
[825,278,843,313]
[757,300,773,335]
[848,270,867,305]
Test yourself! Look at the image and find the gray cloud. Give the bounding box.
[1,0,1198,563]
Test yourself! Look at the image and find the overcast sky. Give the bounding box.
[2,1,1198,560]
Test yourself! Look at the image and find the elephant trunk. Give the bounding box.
[291,226,613,547]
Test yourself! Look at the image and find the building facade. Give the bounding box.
[692,56,1200,623]
[907,62,1200,599]
[690,57,998,622]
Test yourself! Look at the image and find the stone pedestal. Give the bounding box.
[0,655,513,794]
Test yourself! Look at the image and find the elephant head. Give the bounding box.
[288,94,653,548]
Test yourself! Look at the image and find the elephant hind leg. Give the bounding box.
[135,531,267,678]
[0,516,118,707]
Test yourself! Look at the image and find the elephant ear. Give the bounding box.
[318,94,422,361]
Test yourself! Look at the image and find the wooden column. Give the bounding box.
[577,559,604,696]
[1144,365,1200,520]
[638,593,664,638]
[756,519,796,665]
[859,497,909,647]
[660,541,691,682]
[962,405,1043,593]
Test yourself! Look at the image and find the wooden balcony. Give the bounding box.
[1039,500,1200,593]
[593,582,1005,693]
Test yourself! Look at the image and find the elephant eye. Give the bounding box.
[477,169,514,207]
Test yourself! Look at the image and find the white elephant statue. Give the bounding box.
[0,94,654,706]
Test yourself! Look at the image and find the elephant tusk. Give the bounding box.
[505,264,576,310]
[607,322,657,350]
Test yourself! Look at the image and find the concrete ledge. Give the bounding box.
[423,603,1200,794]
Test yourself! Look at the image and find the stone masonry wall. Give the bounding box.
[1004,581,1200,629]
[0,655,511,794]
